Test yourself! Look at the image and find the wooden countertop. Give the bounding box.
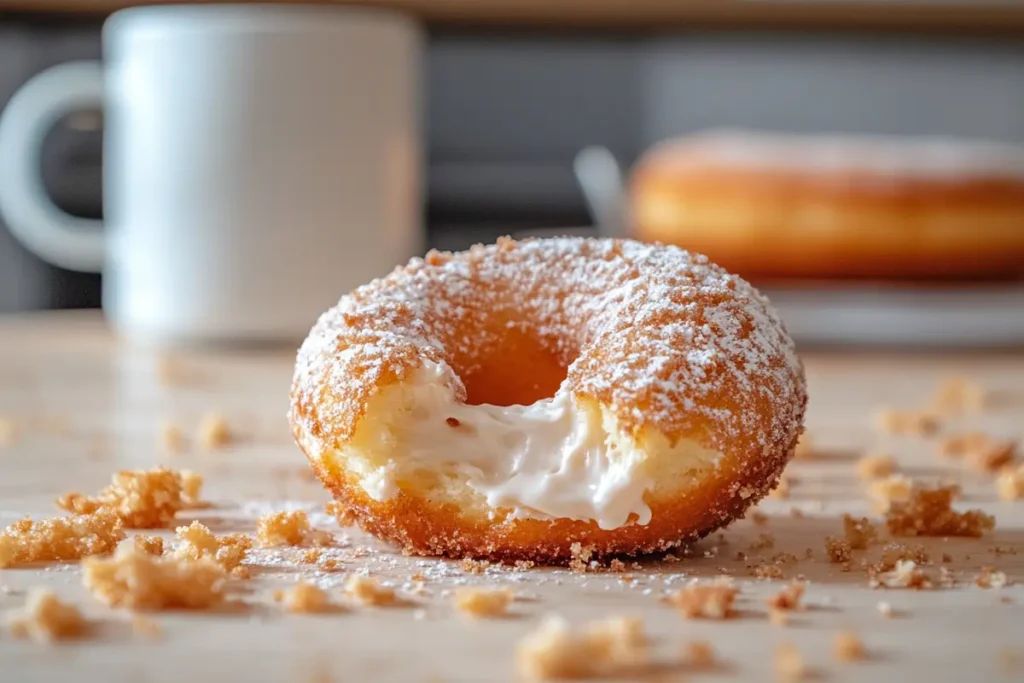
[1,311,1023,682]
[3,0,1024,32]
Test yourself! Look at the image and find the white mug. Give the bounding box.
[0,5,423,344]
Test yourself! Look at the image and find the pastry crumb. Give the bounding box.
[198,413,231,449]
[179,470,205,508]
[459,558,491,574]
[876,601,894,617]
[0,511,124,568]
[278,581,332,613]
[886,485,994,538]
[56,467,185,528]
[568,543,594,573]
[876,409,938,436]
[82,544,225,610]
[975,568,1010,589]
[684,640,716,669]
[868,474,913,507]
[173,521,252,572]
[515,615,648,680]
[833,631,866,662]
[775,643,807,682]
[825,537,852,564]
[794,433,814,460]
[769,475,791,499]
[257,511,311,547]
[133,535,164,556]
[7,589,87,642]
[666,581,736,619]
[843,515,879,550]
[857,453,896,480]
[997,464,1024,501]
[766,582,805,611]
[870,560,932,590]
[454,587,513,618]
[931,376,986,414]
[345,575,397,607]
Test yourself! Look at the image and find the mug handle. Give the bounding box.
[0,61,105,273]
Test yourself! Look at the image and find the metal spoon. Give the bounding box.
[572,145,630,238]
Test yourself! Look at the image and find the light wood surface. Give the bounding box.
[1,311,1023,682]
[2,0,1024,32]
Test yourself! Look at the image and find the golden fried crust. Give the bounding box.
[632,133,1024,281]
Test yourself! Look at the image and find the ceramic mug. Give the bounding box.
[0,5,423,343]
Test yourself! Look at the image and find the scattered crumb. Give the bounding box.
[7,589,87,642]
[868,474,913,507]
[857,453,896,480]
[608,559,626,572]
[278,581,332,613]
[179,470,205,508]
[345,575,397,607]
[794,433,814,460]
[160,420,184,454]
[975,568,1010,589]
[766,582,806,611]
[684,640,716,670]
[931,376,986,414]
[997,464,1024,501]
[876,601,894,617]
[131,615,162,639]
[876,409,938,436]
[939,432,992,459]
[886,485,995,538]
[833,631,866,662]
[749,532,775,551]
[775,643,807,682]
[454,587,513,618]
[843,515,879,550]
[133,535,164,556]
[753,564,784,580]
[82,544,225,610]
[257,511,311,547]
[825,537,852,564]
[969,441,1017,474]
[459,558,491,575]
[198,413,231,449]
[0,511,124,568]
[514,560,536,571]
[871,543,930,575]
[769,476,791,500]
[173,521,252,572]
[568,543,594,573]
[515,615,648,680]
[666,581,736,619]
[56,467,185,528]
[870,560,932,590]
[324,501,356,528]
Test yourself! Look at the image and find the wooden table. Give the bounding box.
[1,311,1023,682]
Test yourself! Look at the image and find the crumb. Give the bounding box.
[857,453,896,480]
[794,433,814,460]
[843,515,879,550]
[257,510,310,547]
[459,558,491,574]
[870,560,932,589]
[969,441,1017,474]
[608,559,626,572]
[766,582,805,611]
[568,543,594,573]
[324,501,356,527]
[942,553,954,563]
[769,476,791,500]
[160,420,184,454]
[990,545,1018,556]
[876,409,939,436]
[278,581,332,613]
[749,510,769,526]
[445,417,460,427]
[872,543,930,574]
[345,575,397,607]
[938,566,957,587]
[173,521,252,572]
[0,512,124,568]
[133,535,164,556]
[749,532,775,551]
[753,564,784,580]
[301,548,324,564]
[515,615,648,680]
[931,376,986,414]
[131,615,161,639]
[833,631,866,662]
[198,413,231,449]
[0,416,17,446]
[82,544,225,610]
[939,432,992,459]
[775,643,807,682]
[876,601,894,617]
[886,485,995,538]
[868,474,913,507]
[56,467,185,528]
[7,589,87,642]
[179,470,205,508]
[305,529,335,547]
[454,587,513,618]
[825,537,852,564]
[318,556,341,572]
[685,640,716,669]
[514,560,536,570]
[666,581,736,619]
[975,568,1010,589]
[997,464,1024,501]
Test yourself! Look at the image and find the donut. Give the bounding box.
[289,237,806,563]
[631,130,1024,281]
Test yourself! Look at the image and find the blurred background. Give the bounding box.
[1,1,1023,346]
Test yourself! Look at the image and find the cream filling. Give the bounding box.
[335,363,722,531]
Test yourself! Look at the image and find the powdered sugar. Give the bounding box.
[290,237,804,467]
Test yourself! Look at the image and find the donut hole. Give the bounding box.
[451,325,569,408]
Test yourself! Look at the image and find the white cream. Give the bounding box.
[338,363,721,531]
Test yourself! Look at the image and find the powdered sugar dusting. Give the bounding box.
[290,237,804,460]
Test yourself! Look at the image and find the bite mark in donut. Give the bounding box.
[289,237,806,562]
